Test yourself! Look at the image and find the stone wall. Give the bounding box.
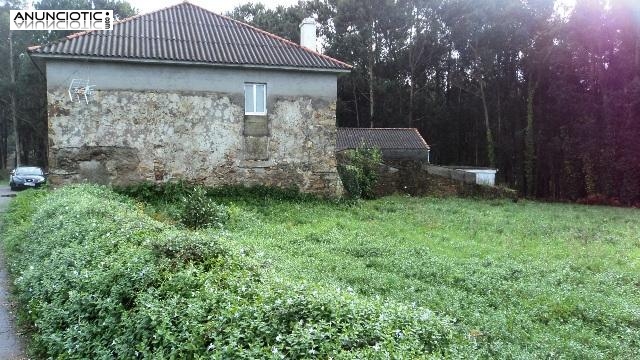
[353,159,517,199]
[47,87,343,197]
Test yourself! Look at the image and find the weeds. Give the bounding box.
[1,185,455,359]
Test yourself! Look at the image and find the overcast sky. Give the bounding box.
[126,0,300,15]
[126,0,577,18]
[15,0,578,16]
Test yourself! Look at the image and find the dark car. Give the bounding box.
[10,166,47,191]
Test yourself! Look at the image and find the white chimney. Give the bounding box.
[299,17,317,51]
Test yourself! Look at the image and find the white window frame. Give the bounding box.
[244,83,267,115]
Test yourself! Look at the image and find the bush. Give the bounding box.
[1,185,455,359]
[115,182,319,206]
[338,146,382,199]
[337,164,362,199]
[179,187,230,229]
[577,193,623,207]
[113,180,192,204]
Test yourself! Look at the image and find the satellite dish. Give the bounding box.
[68,79,96,104]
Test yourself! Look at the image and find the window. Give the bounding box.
[244,83,267,115]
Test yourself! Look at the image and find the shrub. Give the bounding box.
[113,180,191,204]
[179,187,230,229]
[577,193,623,207]
[115,182,319,206]
[338,146,382,199]
[1,185,456,358]
[337,164,362,199]
[205,184,310,202]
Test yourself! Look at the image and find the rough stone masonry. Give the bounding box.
[45,62,343,197]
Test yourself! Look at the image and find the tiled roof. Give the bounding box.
[336,128,430,151]
[28,2,351,72]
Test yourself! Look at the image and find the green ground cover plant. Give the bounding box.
[179,186,230,229]
[213,194,640,358]
[122,183,638,359]
[5,184,640,358]
[1,185,455,359]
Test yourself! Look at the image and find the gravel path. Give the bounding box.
[0,186,27,359]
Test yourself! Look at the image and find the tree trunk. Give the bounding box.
[478,79,495,168]
[408,36,416,127]
[368,42,374,128]
[368,18,375,128]
[9,31,20,168]
[409,73,414,127]
[497,91,501,138]
[0,107,6,168]
[352,80,360,127]
[524,81,537,196]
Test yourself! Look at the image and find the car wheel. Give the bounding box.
[10,183,17,191]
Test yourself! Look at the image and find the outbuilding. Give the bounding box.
[336,128,430,162]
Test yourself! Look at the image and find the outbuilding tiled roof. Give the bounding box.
[336,128,430,151]
[28,2,351,72]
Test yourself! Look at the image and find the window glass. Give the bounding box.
[255,84,265,113]
[244,84,254,114]
[16,167,43,176]
[244,83,267,115]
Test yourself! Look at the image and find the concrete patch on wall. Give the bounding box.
[78,160,110,184]
[47,88,343,196]
[243,115,269,136]
[244,136,270,161]
[49,145,140,185]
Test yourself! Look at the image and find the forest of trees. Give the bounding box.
[2,0,639,204]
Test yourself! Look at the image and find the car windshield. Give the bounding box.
[15,167,43,176]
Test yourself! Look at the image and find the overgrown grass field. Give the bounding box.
[216,193,640,358]
[3,185,640,358]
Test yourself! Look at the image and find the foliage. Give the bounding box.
[338,146,382,199]
[337,164,362,199]
[179,186,230,229]
[1,185,456,358]
[114,182,319,207]
[223,194,640,359]
[3,0,639,205]
[576,193,624,207]
[229,0,640,205]
[228,2,305,43]
[114,182,326,230]
[204,184,316,203]
[113,180,192,204]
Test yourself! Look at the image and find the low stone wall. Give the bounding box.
[380,149,429,162]
[370,160,517,199]
[425,165,477,184]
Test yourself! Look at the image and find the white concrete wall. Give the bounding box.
[46,60,337,99]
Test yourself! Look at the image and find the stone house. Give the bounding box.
[28,2,351,196]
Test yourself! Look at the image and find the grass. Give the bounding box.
[191,194,640,358]
[2,186,456,359]
[6,184,640,358]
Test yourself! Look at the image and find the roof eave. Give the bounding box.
[338,147,430,151]
[29,53,352,74]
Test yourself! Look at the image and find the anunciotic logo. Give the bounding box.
[10,10,114,31]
